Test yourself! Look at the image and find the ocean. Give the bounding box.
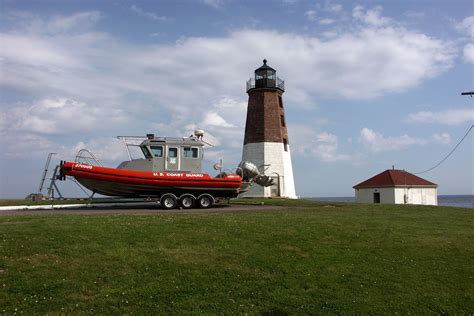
[307,195,473,209]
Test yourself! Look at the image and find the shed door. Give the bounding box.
[373,192,380,204]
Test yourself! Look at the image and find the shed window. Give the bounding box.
[150,146,163,157]
[183,147,198,158]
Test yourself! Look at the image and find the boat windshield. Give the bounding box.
[140,146,152,159]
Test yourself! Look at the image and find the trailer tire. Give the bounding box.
[197,194,214,209]
[179,194,195,209]
[160,193,178,209]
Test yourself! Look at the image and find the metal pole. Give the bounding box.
[38,153,56,193]
[461,91,474,97]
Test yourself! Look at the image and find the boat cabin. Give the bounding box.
[117,134,204,173]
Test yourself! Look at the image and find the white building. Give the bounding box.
[353,169,438,205]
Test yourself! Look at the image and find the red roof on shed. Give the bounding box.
[353,169,437,189]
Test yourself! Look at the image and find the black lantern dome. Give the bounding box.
[246,59,285,92]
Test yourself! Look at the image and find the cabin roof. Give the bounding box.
[353,169,437,189]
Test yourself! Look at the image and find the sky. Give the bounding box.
[0,0,473,198]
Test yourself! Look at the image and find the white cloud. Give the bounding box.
[359,128,424,152]
[353,6,391,27]
[407,109,474,125]
[203,112,233,127]
[456,16,474,38]
[0,132,59,159]
[71,137,128,163]
[291,126,350,162]
[200,0,226,9]
[358,128,451,152]
[305,10,317,21]
[5,98,128,135]
[0,33,84,69]
[326,4,342,13]
[455,16,474,63]
[432,133,451,144]
[48,11,102,33]
[463,43,474,63]
[198,97,247,149]
[0,9,456,106]
[7,10,101,35]
[0,8,458,162]
[130,5,169,21]
[319,18,334,25]
[404,11,425,19]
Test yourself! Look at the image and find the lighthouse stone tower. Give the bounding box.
[241,60,297,198]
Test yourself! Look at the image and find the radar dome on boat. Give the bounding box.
[194,129,205,138]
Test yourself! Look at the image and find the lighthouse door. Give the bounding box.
[270,176,280,197]
[166,146,179,171]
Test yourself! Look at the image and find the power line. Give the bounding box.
[413,124,473,174]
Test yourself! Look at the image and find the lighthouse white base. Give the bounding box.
[241,142,297,198]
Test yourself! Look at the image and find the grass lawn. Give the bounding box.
[0,201,472,314]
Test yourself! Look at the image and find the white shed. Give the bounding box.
[353,169,438,205]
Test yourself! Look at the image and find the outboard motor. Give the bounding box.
[237,161,274,187]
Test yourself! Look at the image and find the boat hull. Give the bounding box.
[61,162,242,198]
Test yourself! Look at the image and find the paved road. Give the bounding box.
[0,203,288,216]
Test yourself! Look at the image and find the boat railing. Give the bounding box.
[116,136,146,161]
[75,149,103,167]
[246,77,285,92]
[116,135,200,142]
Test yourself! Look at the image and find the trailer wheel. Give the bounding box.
[179,194,195,209]
[160,193,178,209]
[197,194,214,209]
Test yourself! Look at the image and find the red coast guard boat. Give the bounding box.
[59,131,272,209]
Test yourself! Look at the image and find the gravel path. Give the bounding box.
[0,203,288,216]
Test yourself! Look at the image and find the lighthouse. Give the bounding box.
[241,59,297,198]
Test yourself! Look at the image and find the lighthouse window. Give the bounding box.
[150,146,163,157]
[183,147,199,158]
[280,115,286,127]
[283,138,288,151]
[278,96,283,108]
